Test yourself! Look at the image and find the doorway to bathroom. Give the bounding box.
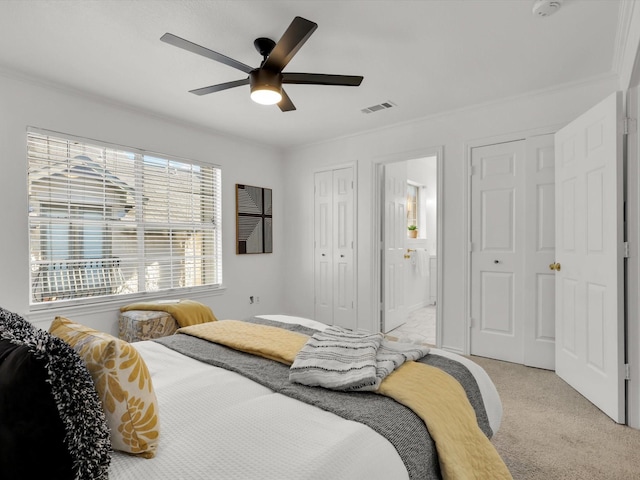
[374,147,442,346]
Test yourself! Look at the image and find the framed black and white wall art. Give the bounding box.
[236,184,273,254]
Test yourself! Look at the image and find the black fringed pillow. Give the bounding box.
[0,307,111,480]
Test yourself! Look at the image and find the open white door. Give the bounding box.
[554,91,625,423]
[382,162,408,333]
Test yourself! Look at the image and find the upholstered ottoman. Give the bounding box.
[118,310,178,342]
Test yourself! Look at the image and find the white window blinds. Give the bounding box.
[27,129,222,305]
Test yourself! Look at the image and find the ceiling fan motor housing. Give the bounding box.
[254,37,276,59]
[250,69,283,95]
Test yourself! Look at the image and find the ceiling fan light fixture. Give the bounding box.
[250,86,282,105]
[250,69,282,105]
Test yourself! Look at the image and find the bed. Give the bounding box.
[0,309,510,480]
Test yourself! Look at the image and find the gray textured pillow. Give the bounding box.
[0,307,111,479]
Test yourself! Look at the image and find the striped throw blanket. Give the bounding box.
[289,326,430,391]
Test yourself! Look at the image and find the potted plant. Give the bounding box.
[408,225,418,238]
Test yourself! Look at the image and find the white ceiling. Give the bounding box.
[0,0,623,149]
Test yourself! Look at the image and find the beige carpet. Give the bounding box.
[471,355,640,479]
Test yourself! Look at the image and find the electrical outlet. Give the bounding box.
[256,296,260,304]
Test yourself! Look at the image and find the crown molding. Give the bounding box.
[612,0,640,89]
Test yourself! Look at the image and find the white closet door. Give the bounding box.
[332,167,355,329]
[523,134,556,370]
[554,92,625,423]
[314,167,355,329]
[471,137,557,369]
[314,170,333,325]
[470,140,526,364]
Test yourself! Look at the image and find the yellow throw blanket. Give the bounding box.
[178,320,308,364]
[378,362,511,479]
[121,300,217,327]
[178,320,512,480]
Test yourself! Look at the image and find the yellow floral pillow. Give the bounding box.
[50,316,160,458]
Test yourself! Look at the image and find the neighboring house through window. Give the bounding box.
[28,129,222,305]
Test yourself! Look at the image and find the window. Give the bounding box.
[28,129,222,305]
[407,183,419,234]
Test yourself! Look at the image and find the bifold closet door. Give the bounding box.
[314,167,355,329]
[314,170,333,325]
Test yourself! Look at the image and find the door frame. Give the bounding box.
[464,125,563,355]
[372,146,443,344]
[627,85,640,429]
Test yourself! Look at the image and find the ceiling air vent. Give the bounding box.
[361,101,396,114]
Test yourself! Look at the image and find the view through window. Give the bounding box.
[27,129,222,305]
[407,183,419,235]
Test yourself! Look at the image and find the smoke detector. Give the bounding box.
[532,0,562,17]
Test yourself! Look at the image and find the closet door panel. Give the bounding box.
[314,171,334,325]
[333,167,355,329]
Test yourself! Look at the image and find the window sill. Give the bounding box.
[26,285,226,325]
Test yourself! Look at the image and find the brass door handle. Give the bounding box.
[549,262,561,271]
[404,254,411,259]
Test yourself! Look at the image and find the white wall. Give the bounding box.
[0,72,285,336]
[282,74,618,353]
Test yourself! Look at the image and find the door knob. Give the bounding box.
[549,262,561,271]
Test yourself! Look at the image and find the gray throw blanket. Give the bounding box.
[289,325,430,391]
[155,318,492,480]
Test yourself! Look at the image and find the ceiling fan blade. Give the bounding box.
[189,78,250,96]
[283,73,363,86]
[278,89,296,112]
[161,33,254,74]
[263,17,318,72]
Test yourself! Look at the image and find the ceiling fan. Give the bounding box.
[161,16,364,112]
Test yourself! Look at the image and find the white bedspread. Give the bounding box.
[109,341,410,480]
